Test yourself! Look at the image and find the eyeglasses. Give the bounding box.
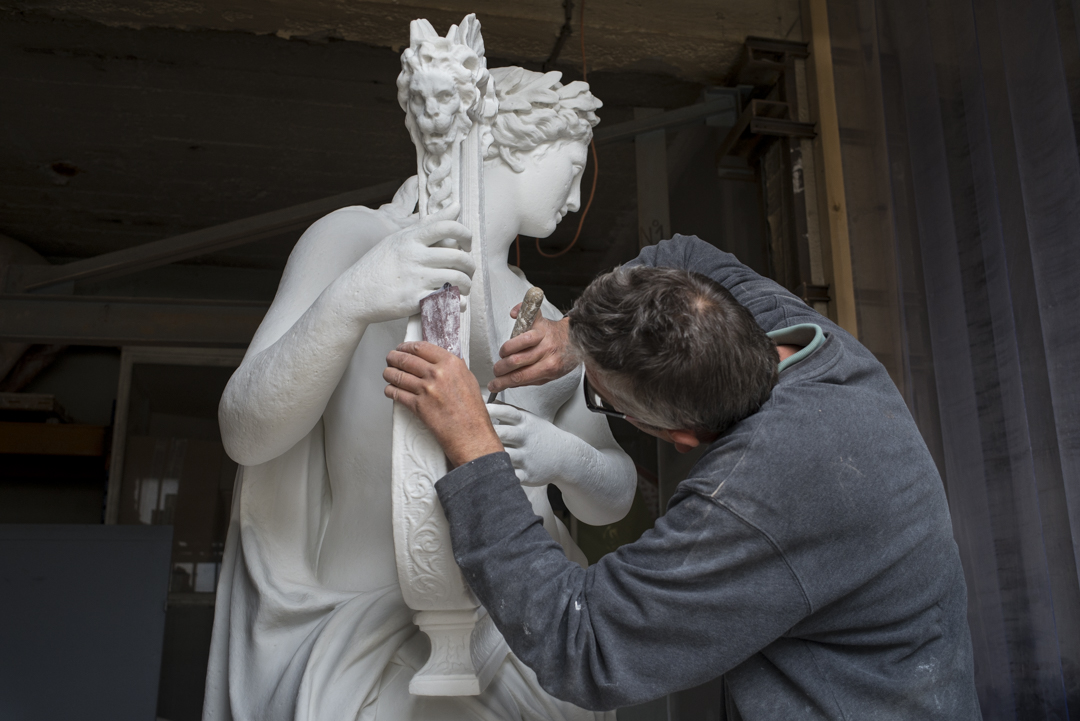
[583,375,627,420]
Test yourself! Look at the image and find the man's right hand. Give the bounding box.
[487,305,578,393]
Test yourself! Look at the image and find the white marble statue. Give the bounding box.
[204,16,636,721]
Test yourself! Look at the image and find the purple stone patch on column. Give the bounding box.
[420,283,462,359]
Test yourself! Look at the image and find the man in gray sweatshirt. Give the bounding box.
[383,235,981,720]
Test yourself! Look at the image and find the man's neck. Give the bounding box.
[777,344,802,364]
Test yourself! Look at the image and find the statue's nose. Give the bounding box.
[426,98,441,116]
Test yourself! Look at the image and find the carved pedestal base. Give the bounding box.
[409,607,510,696]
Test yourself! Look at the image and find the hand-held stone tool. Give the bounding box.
[487,286,545,404]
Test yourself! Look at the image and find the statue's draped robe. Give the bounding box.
[203,404,608,721]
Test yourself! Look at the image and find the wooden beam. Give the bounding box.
[0,393,60,413]
[0,422,106,456]
[593,94,739,146]
[803,0,858,336]
[634,108,672,250]
[0,295,268,347]
[0,393,73,423]
[8,180,403,293]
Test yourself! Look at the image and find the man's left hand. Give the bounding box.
[384,341,503,467]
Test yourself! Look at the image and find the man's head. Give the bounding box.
[567,265,779,444]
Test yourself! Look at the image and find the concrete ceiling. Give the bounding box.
[0,0,793,312]
[3,0,802,83]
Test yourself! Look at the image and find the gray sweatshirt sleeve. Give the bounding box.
[436,452,811,711]
[630,234,837,334]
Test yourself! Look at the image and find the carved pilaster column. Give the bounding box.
[391,14,508,696]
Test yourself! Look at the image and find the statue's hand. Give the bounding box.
[487,404,577,487]
[345,203,474,324]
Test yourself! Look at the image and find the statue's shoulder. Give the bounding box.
[293,178,419,263]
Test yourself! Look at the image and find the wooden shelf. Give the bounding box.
[0,421,107,456]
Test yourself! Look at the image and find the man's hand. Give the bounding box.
[384,341,503,467]
[487,304,578,394]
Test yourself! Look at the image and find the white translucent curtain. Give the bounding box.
[824,0,1080,717]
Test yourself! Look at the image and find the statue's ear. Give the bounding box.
[497,147,526,174]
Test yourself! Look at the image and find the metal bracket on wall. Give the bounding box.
[796,282,831,305]
[732,37,811,90]
[712,35,830,322]
[716,99,817,162]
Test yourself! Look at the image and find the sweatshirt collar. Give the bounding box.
[767,323,825,373]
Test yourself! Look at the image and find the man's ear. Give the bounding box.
[669,430,702,454]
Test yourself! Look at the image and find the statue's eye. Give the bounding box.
[437,91,454,102]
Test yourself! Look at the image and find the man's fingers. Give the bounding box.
[382,365,426,395]
[492,345,545,377]
[395,340,455,365]
[488,356,560,393]
[498,315,557,358]
[498,328,543,359]
[383,383,419,411]
[385,349,436,386]
[508,302,522,320]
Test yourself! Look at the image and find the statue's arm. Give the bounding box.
[218,208,391,466]
[549,377,637,524]
[488,380,636,526]
[220,203,474,466]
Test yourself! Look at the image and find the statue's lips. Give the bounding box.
[420,121,452,134]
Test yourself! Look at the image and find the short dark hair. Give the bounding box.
[567,265,779,435]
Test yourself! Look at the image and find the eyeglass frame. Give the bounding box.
[582,374,628,420]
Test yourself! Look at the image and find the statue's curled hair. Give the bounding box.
[484,67,602,172]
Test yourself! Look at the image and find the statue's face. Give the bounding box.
[513,141,589,238]
[408,70,461,139]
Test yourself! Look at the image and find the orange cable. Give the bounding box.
[535,141,599,259]
[533,0,598,260]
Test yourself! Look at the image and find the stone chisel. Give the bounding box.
[487,286,545,404]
